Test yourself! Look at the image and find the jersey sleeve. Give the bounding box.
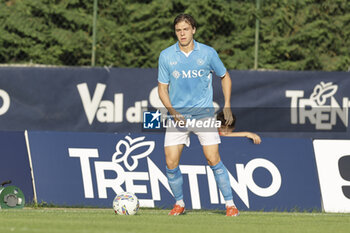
[158,52,170,84]
[210,49,227,77]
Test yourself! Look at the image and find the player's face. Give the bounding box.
[175,21,196,47]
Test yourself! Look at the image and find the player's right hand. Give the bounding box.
[223,108,234,126]
[169,109,186,124]
[246,133,262,144]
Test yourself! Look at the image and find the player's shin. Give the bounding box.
[210,161,235,207]
[166,166,184,206]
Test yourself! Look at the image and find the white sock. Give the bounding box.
[176,199,185,207]
[225,200,235,207]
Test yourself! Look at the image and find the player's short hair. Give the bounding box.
[216,110,236,128]
[174,14,196,29]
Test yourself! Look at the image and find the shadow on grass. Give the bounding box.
[183,209,226,216]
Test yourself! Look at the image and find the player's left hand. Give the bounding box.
[223,108,233,126]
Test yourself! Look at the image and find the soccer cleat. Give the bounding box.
[168,204,185,216]
[226,206,240,217]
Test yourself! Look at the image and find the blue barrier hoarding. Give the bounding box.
[0,67,349,138]
[0,131,34,203]
[215,70,350,139]
[0,67,159,133]
[27,131,321,211]
[218,137,321,211]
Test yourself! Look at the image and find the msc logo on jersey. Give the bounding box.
[172,69,205,79]
[143,110,161,129]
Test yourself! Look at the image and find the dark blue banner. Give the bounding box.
[212,70,350,139]
[0,67,349,138]
[27,131,321,211]
[0,67,158,132]
[0,131,33,203]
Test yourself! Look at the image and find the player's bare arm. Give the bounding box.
[221,71,233,125]
[221,131,262,144]
[158,82,185,123]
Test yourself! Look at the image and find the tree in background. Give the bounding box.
[0,0,349,71]
[259,0,350,71]
[0,0,92,65]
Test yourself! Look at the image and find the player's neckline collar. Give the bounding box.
[175,40,200,52]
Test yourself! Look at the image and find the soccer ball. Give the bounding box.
[113,192,139,215]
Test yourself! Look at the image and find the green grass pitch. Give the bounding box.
[1,208,350,233]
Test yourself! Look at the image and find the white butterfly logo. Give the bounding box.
[111,136,155,171]
[309,81,338,106]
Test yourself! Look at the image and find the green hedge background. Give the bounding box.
[0,0,349,71]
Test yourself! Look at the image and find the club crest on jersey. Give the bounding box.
[197,59,205,66]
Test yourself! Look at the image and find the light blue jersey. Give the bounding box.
[158,40,226,118]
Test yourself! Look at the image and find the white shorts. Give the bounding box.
[164,118,221,147]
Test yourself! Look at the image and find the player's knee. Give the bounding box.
[166,160,179,170]
[207,158,221,166]
[165,147,182,169]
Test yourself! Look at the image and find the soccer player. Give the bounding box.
[157,14,239,216]
[216,111,262,144]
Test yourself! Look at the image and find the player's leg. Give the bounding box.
[202,144,233,202]
[165,144,184,169]
[197,131,239,216]
[165,144,184,204]
[164,129,189,215]
[202,144,239,216]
